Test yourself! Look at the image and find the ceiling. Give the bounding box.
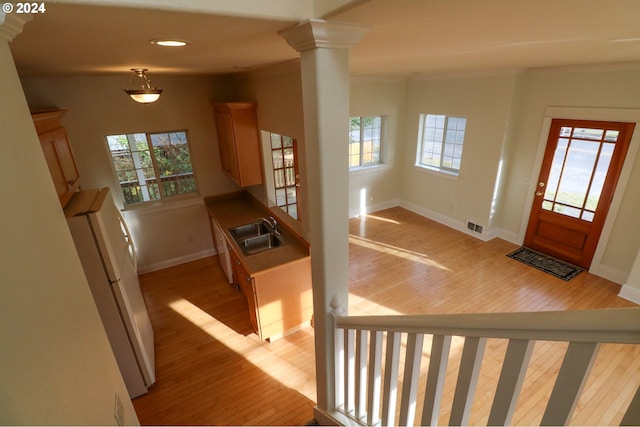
[10,0,640,79]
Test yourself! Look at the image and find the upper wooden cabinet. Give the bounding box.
[32,110,80,207]
[213,102,263,187]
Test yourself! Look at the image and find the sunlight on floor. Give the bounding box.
[168,298,316,399]
[349,234,450,271]
[362,214,401,225]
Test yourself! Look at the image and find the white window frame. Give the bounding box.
[105,130,198,207]
[349,115,385,170]
[416,114,467,175]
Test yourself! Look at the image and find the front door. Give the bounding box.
[524,119,634,269]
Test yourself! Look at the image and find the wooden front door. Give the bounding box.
[524,119,634,269]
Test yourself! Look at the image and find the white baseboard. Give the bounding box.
[349,198,400,218]
[618,284,640,305]
[137,248,216,274]
[589,263,628,285]
[399,200,496,242]
[497,228,521,245]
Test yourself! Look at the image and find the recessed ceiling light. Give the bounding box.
[150,39,189,47]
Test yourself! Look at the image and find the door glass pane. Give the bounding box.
[544,138,569,200]
[604,130,619,142]
[271,133,282,149]
[272,150,283,169]
[275,188,286,206]
[582,211,595,221]
[273,169,285,188]
[553,204,581,218]
[585,142,615,211]
[555,140,598,208]
[572,127,604,140]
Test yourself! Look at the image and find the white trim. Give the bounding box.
[497,228,521,245]
[589,264,628,285]
[137,248,215,274]
[349,164,390,176]
[400,200,494,242]
[618,285,640,305]
[313,406,362,426]
[350,198,399,218]
[519,106,640,276]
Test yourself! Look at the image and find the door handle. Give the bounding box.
[536,191,544,196]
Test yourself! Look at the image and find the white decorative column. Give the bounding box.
[279,19,367,422]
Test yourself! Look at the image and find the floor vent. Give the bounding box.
[467,221,483,234]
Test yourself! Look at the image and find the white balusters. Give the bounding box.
[487,339,535,426]
[382,331,401,426]
[344,328,355,415]
[540,342,600,426]
[367,331,384,426]
[449,337,487,426]
[355,329,368,420]
[421,335,452,426]
[399,333,424,426]
[330,308,640,426]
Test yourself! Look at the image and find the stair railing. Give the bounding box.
[329,304,640,426]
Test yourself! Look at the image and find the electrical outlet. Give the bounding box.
[114,393,125,426]
[474,224,483,233]
[467,221,475,231]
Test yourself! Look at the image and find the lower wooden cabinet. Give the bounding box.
[225,234,312,340]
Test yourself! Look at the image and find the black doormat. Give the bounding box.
[507,247,583,281]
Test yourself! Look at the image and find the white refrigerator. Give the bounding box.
[64,188,155,398]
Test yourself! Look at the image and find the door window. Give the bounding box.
[542,125,619,222]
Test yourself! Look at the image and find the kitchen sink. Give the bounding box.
[229,222,270,240]
[229,219,283,255]
[239,233,283,255]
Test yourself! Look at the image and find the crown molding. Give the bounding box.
[0,12,33,42]
[279,18,368,52]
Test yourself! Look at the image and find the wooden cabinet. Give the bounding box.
[251,257,312,341]
[32,110,80,207]
[228,245,260,333]
[211,208,312,340]
[213,102,263,187]
[229,242,312,340]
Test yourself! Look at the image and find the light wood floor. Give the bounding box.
[132,207,637,425]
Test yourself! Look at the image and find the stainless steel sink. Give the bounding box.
[229,220,284,255]
[239,233,283,255]
[229,222,270,240]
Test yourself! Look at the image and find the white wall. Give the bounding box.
[400,73,518,237]
[348,77,407,217]
[21,75,240,271]
[1,39,137,425]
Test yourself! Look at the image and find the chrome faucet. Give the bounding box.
[259,216,280,235]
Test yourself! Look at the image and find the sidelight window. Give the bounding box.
[106,130,197,206]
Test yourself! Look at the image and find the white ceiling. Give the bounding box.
[10,0,640,79]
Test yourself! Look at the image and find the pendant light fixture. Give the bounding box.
[124,68,163,105]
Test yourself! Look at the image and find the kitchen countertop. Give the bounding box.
[205,193,310,274]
